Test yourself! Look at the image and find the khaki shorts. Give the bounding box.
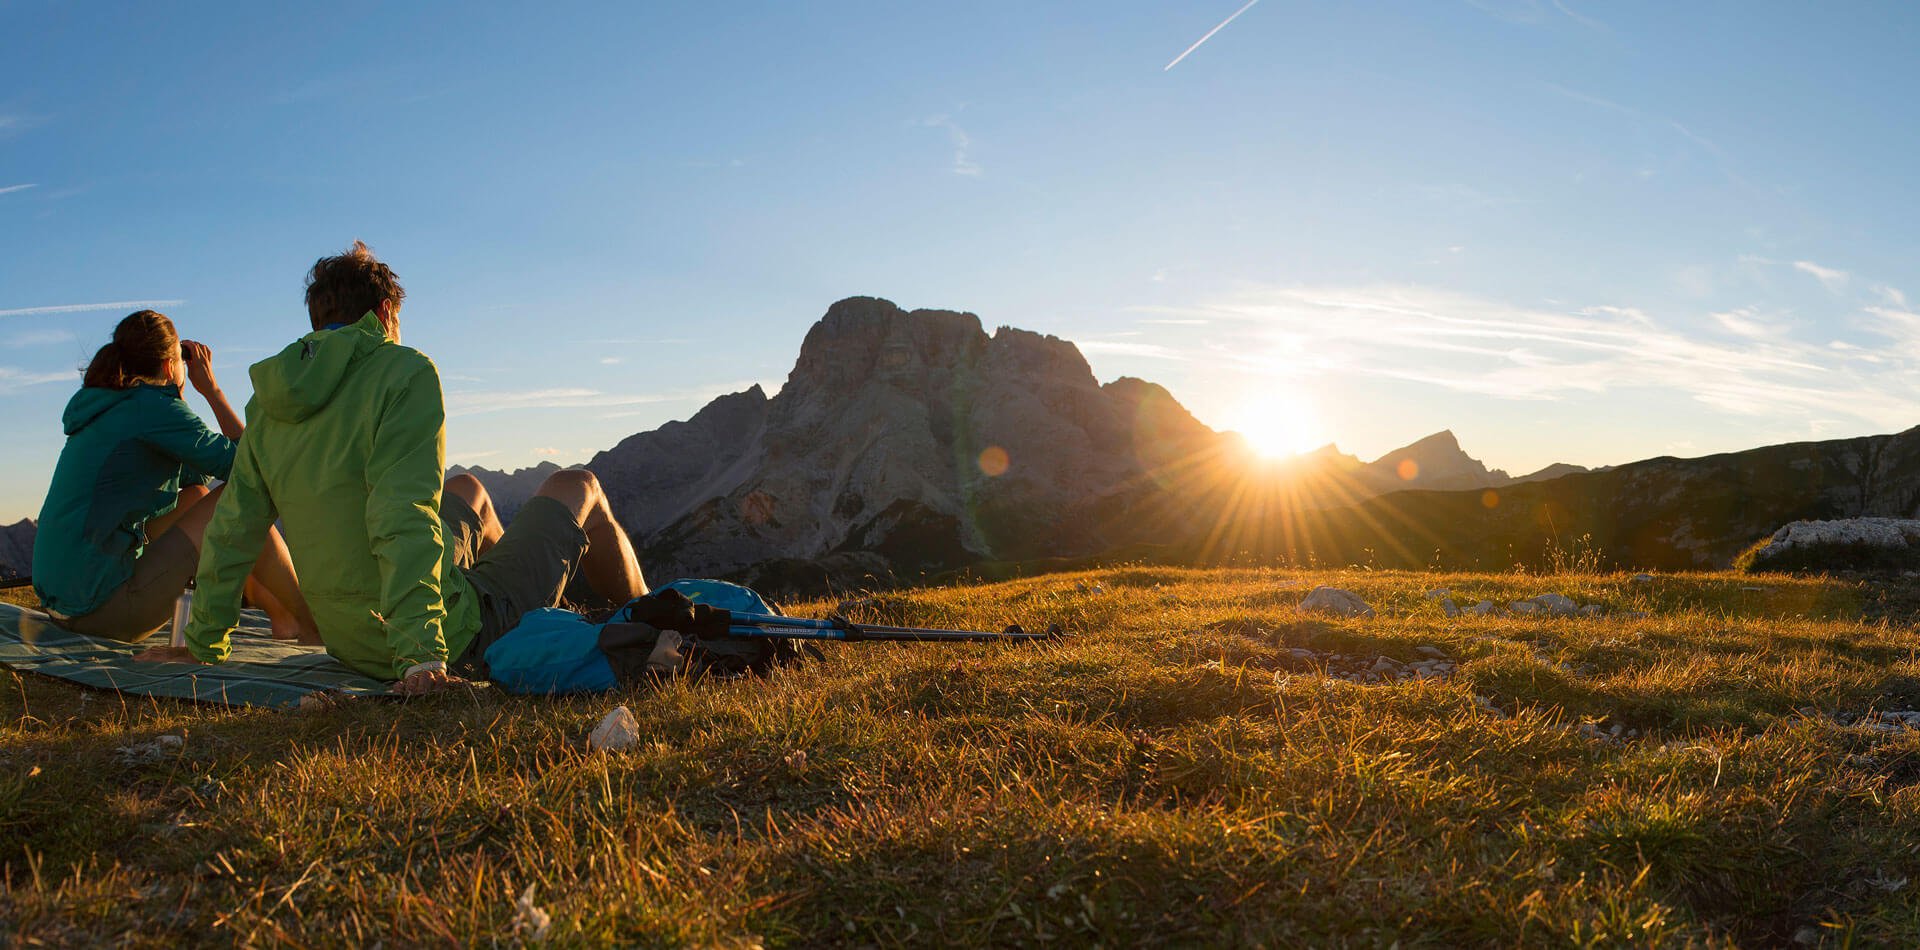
[57,528,197,643]
[441,494,590,673]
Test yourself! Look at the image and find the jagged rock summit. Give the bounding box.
[1370,430,1502,490]
[585,296,1219,582]
[0,518,33,579]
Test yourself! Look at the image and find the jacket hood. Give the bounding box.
[61,384,171,436]
[250,311,390,423]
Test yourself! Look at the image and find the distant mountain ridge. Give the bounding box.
[455,296,1600,586]
[0,519,32,580]
[1176,427,1920,571]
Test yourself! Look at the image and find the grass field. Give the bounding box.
[5,568,1920,946]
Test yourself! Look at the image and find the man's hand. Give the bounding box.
[181,340,219,396]
[391,668,468,696]
[133,645,209,664]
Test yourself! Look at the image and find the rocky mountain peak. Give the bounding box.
[0,518,35,579]
[1370,429,1496,488]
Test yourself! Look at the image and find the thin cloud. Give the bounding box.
[0,184,36,197]
[1710,307,1789,339]
[1549,0,1610,32]
[0,299,186,318]
[0,366,76,392]
[1792,260,1850,293]
[2,328,76,347]
[446,380,765,418]
[1079,340,1191,361]
[1165,0,1261,71]
[1138,283,1920,431]
[1543,84,1741,185]
[919,114,981,177]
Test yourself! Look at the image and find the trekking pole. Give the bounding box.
[723,611,1062,644]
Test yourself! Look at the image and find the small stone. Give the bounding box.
[1369,657,1401,675]
[512,883,553,942]
[588,706,641,752]
[153,734,184,749]
[1416,645,1448,659]
[1529,593,1579,617]
[1090,584,1106,594]
[1469,600,1495,616]
[1579,605,1605,618]
[1425,588,1451,599]
[1630,573,1654,584]
[1297,587,1375,619]
[1510,600,1539,615]
[1287,648,1316,661]
[1441,598,1461,617]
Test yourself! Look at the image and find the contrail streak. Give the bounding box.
[1165,0,1262,71]
[0,299,186,318]
[0,184,37,196]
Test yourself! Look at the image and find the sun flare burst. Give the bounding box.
[1227,395,1326,459]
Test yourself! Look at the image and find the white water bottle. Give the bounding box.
[169,580,194,648]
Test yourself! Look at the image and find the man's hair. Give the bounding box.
[305,240,405,330]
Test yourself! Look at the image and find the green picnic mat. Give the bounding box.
[0,602,391,708]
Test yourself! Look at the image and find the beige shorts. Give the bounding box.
[56,528,198,643]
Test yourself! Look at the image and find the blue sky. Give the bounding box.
[4,1,1919,521]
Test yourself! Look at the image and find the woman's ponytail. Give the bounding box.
[80,310,177,390]
[82,341,127,389]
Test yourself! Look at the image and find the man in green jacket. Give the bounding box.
[167,241,648,694]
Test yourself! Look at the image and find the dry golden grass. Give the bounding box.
[4,568,1920,945]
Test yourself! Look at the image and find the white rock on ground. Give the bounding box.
[1528,593,1579,617]
[1469,600,1495,616]
[1766,517,1920,552]
[1297,586,1375,618]
[1441,598,1461,618]
[513,884,553,942]
[588,706,641,752]
[1631,573,1655,584]
[1425,588,1450,599]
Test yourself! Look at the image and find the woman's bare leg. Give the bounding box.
[146,484,211,539]
[172,485,319,642]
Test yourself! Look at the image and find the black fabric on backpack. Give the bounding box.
[599,587,817,684]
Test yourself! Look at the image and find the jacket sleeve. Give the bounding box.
[140,390,237,482]
[184,430,277,663]
[364,361,452,677]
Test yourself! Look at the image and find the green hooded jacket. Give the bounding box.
[33,384,235,617]
[183,312,481,679]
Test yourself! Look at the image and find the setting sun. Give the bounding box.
[1228,396,1326,459]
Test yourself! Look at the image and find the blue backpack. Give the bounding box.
[482,579,803,695]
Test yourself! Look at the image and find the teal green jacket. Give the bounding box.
[184,312,482,680]
[33,384,235,617]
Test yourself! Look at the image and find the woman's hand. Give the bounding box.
[181,340,218,395]
[133,644,208,664]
